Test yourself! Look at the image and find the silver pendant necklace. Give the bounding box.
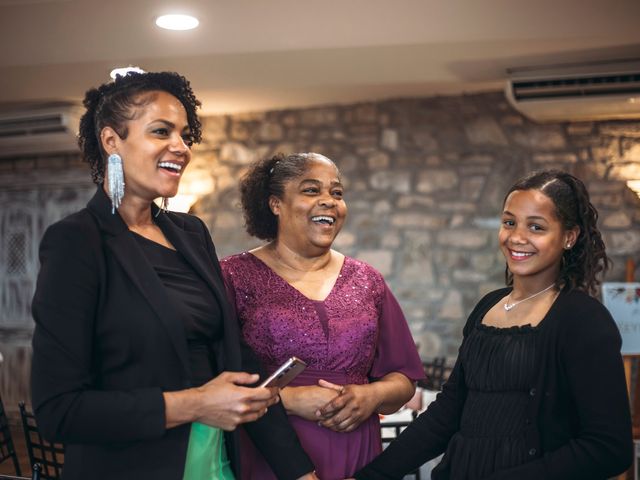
[504,283,555,311]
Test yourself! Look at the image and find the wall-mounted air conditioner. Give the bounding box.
[505,60,640,122]
[0,104,82,158]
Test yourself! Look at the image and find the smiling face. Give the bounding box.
[499,189,579,286]
[101,90,192,204]
[270,156,347,254]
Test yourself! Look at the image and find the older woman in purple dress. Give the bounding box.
[220,152,424,479]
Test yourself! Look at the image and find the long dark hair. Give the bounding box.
[503,170,610,295]
[77,71,202,184]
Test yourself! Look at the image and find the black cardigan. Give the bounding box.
[355,288,633,480]
[31,187,314,480]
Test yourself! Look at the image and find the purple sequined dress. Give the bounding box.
[221,252,424,480]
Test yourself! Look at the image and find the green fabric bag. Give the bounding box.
[183,422,235,480]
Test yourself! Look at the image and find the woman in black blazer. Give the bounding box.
[31,71,317,480]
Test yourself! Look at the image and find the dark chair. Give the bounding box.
[418,356,451,391]
[31,463,40,480]
[0,463,40,480]
[380,421,420,479]
[18,404,63,480]
[0,396,21,476]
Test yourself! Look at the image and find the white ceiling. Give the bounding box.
[1,0,640,114]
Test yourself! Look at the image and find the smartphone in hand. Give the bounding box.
[258,357,307,388]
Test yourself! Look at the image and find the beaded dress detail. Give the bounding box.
[221,252,424,480]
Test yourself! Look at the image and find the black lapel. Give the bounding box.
[86,187,191,379]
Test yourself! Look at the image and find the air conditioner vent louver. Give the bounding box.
[0,105,81,157]
[0,113,69,136]
[512,73,640,101]
[505,61,640,122]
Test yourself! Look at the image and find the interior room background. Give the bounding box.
[1,90,639,416]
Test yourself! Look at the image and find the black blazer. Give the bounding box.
[31,187,313,480]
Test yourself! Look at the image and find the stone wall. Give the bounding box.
[1,91,639,413]
[187,91,640,357]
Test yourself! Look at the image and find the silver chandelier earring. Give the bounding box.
[107,153,125,214]
[155,197,169,217]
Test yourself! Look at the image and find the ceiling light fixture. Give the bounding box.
[110,66,146,80]
[155,14,199,31]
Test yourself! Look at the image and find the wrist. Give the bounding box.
[191,385,209,422]
[363,383,385,413]
[279,386,296,415]
[176,388,203,422]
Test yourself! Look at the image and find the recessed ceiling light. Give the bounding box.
[110,66,146,80]
[155,14,199,31]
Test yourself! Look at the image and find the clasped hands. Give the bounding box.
[169,371,378,435]
[281,379,379,433]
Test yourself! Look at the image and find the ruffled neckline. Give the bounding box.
[473,287,562,334]
[476,322,539,335]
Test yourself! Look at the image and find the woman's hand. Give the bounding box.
[279,385,341,420]
[316,373,416,433]
[163,371,280,431]
[315,380,379,433]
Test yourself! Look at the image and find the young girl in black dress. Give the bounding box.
[353,170,633,480]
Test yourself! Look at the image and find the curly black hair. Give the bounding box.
[240,152,338,240]
[77,71,202,184]
[503,170,610,295]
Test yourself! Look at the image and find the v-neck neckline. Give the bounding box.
[130,229,177,252]
[246,251,347,303]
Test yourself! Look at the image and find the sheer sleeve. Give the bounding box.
[369,283,424,381]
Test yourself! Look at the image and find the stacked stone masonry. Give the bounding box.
[191,92,640,359]
[1,91,639,413]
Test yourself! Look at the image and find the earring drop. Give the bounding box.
[107,153,125,214]
[155,197,169,217]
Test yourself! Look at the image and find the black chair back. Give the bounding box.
[18,403,63,480]
[0,462,39,480]
[418,356,451,391]
[380,421,421,479]
[31,463,40,480]
[0,395,21,476]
